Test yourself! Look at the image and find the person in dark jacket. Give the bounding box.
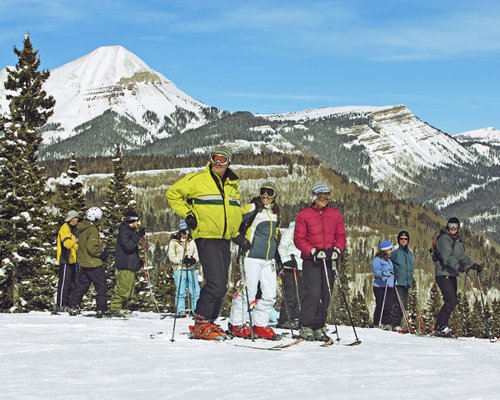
[372,240,395,329]
[390,230,414,331]
[109,211,146,316]
[68,207,109,317]
[294,182,347,341]
[54,210,80,313]
[434,217,482,337]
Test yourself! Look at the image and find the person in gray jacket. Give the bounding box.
[389,230,414,331]
[109,211,146,316]
[434,217,482,337]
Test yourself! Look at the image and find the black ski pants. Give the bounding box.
[195,238,231,321]
[373,286,394,326]
[56,263,77,308]
[436,275,458,328]
[68,266,108,312]
[299,259,335,331]
[390,286,409,328]
[278,267,301,323]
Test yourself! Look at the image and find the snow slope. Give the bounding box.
[1,312,499,400]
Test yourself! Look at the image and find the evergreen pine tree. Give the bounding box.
[332,251,351,325]
[0,34,56,311]
[424,282,443,332]
[54,153,85,215]
[102,143,137,293]
[451,292,473,337]
[351,291,371,327]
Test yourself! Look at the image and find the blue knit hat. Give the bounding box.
[179,220,188,231]
[379,240,392,251]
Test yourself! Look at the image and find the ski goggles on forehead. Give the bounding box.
[448,223,459,229]
[210,154,229,165]
[260,187,276,198]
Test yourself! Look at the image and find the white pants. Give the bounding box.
[230,257,277,327]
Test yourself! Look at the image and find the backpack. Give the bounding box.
[429,230,455,263]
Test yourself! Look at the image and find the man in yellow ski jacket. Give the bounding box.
[166,145,242,340]
[54,210,80,313]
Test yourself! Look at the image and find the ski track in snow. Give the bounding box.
[1,312,499,400]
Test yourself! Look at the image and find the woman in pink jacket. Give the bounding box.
[294,182,347,341]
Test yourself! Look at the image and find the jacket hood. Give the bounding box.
[78,219,95,234]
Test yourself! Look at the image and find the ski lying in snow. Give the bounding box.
[320,338,335,347]
[344,339,362,346]
[233,337,304,351]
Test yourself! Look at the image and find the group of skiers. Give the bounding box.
[55,144,482,340]
[371,219,482,338]
[55,207,146,318]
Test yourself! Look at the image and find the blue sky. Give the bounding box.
[1,0,499,134]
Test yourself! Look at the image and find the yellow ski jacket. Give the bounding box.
[166,163,243,240]
[57,222,78,264]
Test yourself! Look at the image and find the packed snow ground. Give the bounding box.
[1,312,499,400]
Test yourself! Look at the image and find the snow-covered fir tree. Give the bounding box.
[54,153,85,215]
[0,34,56,311]
[424,282,443,332]
[102,143,137,293]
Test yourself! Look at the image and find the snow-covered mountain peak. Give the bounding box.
[456,127,500,145]
[47,45,167,91]
[0,45,217,153]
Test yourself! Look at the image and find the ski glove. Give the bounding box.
[185,212,197,230]
[313,249,328,263]
[458,262,470,273]
[232,234,252,251]
[138,228,146,238]
[183,255,196,267]
[381,270,394,277]
[471,263,482,273]
[100,248,110,262]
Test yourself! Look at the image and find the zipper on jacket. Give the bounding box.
[211,170,227,238]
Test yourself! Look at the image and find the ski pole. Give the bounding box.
[333,261,361,345]
[416,304,428,334]
[171,238,188,342]
[378,281,389,327]
[322,259,340,342]
[239,249,255,341]
[394,286,414,334]
[291,255,302,312]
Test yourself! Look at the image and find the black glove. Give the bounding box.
[100,248,110,262]
[183,255,196,267]
[290,255,298,270]
[332,247,341,260]
[233,234,252,251]
[471,263,482,273]
[313,248,328,263]
[185,213,197,230]
[138,228,146,238]
[458,262,470,273]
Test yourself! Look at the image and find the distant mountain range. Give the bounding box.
[1,46,498,242]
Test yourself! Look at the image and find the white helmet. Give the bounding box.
[86,207,103,222]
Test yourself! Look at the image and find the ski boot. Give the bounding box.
[313,327,331,342]
[299,326,315,341]
[189,322,227,341]
[434,326,457,338]
[68,305,81,316]
[230,324,253,339]
[253,326,277,340]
